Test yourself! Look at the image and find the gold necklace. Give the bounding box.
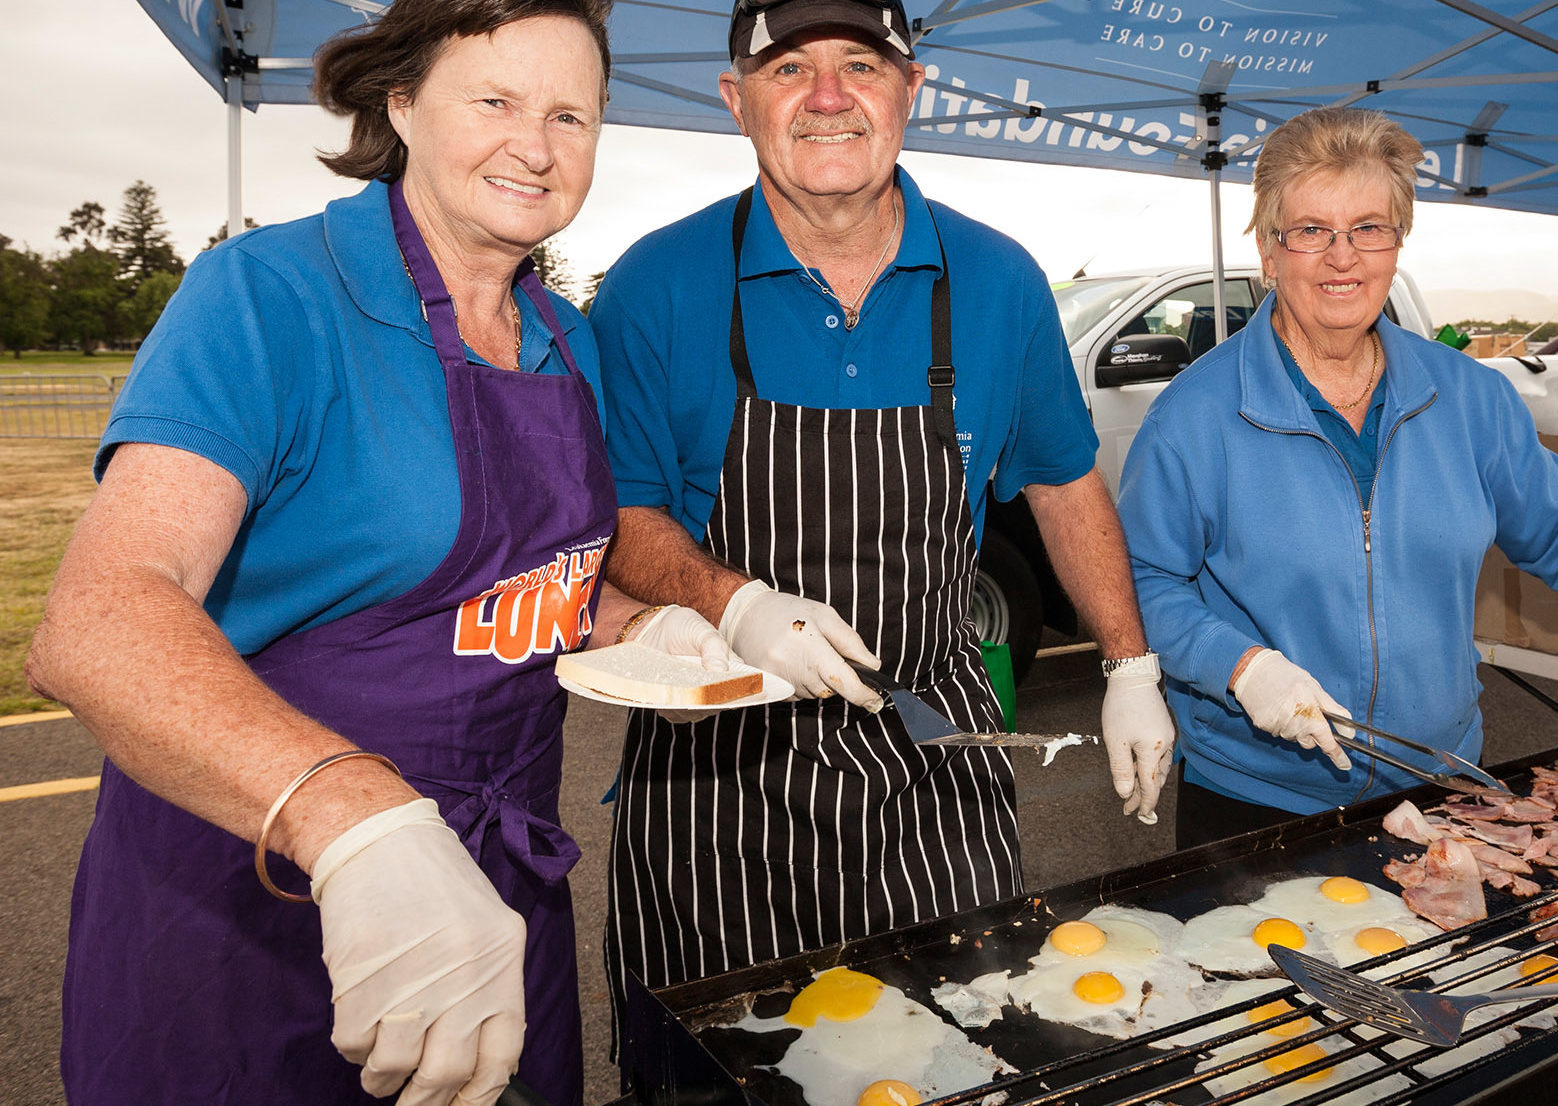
[795,197,900,330]
[1280,330,1380,411]
[511,298,523,372]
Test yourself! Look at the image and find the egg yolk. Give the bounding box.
[856,1079,923,1106]
[1252,917,1307,951]
[1262,1042,1333,1082]
[1520,954,1558,979]
[1049,920,1108,957]
[785,967,883,1026]
[1073,971,1126,1004]
[1246,998,1312,1038]
[1319,876,1370,904]
[1353,927,1407,956]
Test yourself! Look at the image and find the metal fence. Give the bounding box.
[0,373,126,439]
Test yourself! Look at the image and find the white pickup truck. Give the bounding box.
[974,264,1558,681]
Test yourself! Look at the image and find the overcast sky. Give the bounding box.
[5,0,1558,322]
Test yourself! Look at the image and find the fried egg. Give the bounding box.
[1032,905,1185,967]
[931,970,1009,1029]
[1164,976,1414,1101]
[1175,904,1312,975]
[1251,875,1417,935]
[1428,945,1558,1033]
[1321,915,1449,972]
[1193,1032,1415,1104]
[1006,905,1204,1040]
[735,967,1013,1106]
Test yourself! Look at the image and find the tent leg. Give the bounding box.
[227,75,244,240]
[1209,168,1227,344]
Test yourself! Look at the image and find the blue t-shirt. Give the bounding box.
[1274,328,1385,505]
[98,179,603,655]
[589,170,1097,545]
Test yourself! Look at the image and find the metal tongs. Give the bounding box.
[1321,709,1513,799]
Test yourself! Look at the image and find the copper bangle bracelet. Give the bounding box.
[253,750,403,903]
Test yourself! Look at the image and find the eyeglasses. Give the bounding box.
[1274,223,1403,253]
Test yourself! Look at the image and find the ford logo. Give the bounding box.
[1111,342,1131,354]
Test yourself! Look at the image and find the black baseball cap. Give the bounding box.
[728,0,914,62]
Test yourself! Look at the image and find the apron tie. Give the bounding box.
[440,771,582,887]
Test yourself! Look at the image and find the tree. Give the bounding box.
[206,217,259,251]
[529,240,579,305]
[57,202,107,247]
[0,242,51,356]
[109,180,184,289]
[121,270,183,340]
[49,244,123,353]
[579,270,606,315]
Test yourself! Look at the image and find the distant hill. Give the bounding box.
[1421,287,1558,329]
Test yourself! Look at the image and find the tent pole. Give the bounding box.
[1210,168,1227,343]
[226,74,243,241]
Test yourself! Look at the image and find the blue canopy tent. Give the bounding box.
[141,0,1558,329]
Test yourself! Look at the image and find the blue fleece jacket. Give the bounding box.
[1118,294,1558,813]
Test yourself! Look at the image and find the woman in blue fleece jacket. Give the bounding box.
[1117,107,1558,847]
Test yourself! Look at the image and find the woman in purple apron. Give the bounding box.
[26,3,729,1105]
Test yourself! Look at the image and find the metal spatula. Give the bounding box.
[1269,943,1558,1046]
[847,662,962,742]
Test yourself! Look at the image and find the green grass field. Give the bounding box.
[0,350,134,374]
[0,437,99,715]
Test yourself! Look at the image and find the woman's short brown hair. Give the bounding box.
[314,0,612,181]
[1245,107,1424,242]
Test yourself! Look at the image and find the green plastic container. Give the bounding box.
[979,640,1018,733]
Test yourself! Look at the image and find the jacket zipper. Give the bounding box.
[1244,393,1436,803]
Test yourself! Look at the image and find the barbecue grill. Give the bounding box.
[620,750,1558,1105]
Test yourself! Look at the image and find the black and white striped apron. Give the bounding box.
[605,188,1022,1050]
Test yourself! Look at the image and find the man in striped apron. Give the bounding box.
[589,0,1176,1066]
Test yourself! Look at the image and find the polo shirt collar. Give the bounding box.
[323,178,568,366]
[324,179,428,337]
[740,167,945,281]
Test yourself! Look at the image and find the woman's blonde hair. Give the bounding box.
[1246,107,1423,242]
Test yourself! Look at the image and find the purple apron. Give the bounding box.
[60,180,614,1106]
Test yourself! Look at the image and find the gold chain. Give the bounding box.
[1280,330,1380,411]
[511,298,523,372]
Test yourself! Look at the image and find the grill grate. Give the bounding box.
[626,751,1558,1106]
[922,891,1558,1105]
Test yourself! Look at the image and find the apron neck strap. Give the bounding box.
[728,187,759,399]
[727,184,958,457]
[390,177,582,379]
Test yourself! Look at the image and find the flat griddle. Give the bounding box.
[622,749,1558,1105]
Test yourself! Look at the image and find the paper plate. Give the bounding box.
[557,666,794,711]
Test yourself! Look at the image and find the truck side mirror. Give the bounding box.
[1095,333,1193,387]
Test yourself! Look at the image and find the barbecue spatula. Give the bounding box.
[1269,943,1558,1047]
[847,662,962,742]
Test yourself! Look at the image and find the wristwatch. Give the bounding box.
[1101,651,1159,677]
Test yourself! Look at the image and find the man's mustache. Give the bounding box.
[790,112,872,139]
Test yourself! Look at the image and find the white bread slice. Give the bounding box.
[555,642,764,705]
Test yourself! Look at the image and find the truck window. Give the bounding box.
[1115,280,1259,361]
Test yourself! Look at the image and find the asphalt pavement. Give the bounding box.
[5,647,1558,1105]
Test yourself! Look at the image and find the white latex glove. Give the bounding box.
[312,798,527,1106]
[1231,648,1353,771]
[718,580,884,710]
[630,604,736,670]
[631,604,741,722]
[1099,653,1176,825]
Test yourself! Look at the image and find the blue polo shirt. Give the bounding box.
[590,170,1097,545]
[98,179,603,655]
